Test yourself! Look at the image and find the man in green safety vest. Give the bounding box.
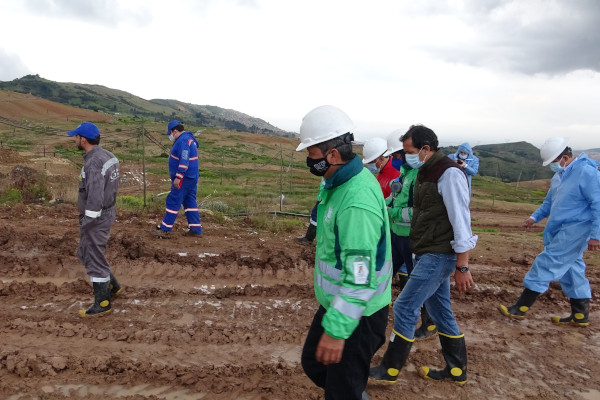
[296,105,392,400]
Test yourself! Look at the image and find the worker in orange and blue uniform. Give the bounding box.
[157,120,202,236]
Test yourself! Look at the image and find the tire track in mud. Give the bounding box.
[0,219,322,399]
[1,269,318,399]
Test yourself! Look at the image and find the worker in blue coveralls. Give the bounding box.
[156,120,203,237]
[499,137,600,326]
[448,143,479,194]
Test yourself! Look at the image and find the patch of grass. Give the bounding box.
[117,195,145,210]
[0,188,23,204]
[472,176,547,205]
[248,214,304,234]
[472,227,499,233]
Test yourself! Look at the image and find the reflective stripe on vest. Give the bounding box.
[331,296,364,320]
[317,258,392,280]
[394,221,411,227]
[317,259,341,281]
[401,207,412,223]
[316,259,392,299]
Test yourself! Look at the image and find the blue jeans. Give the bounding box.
[392,253,461,338]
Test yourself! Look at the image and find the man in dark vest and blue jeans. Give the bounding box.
[369,125,477,385]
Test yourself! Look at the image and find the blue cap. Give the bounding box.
[67,122,100,140]
[166,120,180,135]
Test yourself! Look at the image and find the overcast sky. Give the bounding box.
[1,0,599,149]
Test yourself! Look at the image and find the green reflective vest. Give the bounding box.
[387,165,418,237]
[314,155,392,339]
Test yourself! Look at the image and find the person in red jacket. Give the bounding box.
[362,137,400,199]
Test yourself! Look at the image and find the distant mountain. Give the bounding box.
[584,148,600,161]
[0,74,293,137]
[442,141,554,182]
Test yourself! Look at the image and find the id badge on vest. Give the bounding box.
[345,252,371,285]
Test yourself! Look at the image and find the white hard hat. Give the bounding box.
[540,137,570,166]
[296,105,355,151]
[383,129,404,156]
[362,137,388,164]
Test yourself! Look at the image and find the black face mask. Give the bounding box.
[306,156,331,176]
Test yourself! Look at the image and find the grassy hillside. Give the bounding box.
[0,75,292,137]
[0,111,550,217]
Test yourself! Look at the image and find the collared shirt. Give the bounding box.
[438,167,478,253]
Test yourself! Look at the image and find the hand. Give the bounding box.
[454,270,474,292]
[315,333,345,365]
[173,178,182,189]
[523,218,535,228]
[589,239,600,251]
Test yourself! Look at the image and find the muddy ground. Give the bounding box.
[0,202,599,400]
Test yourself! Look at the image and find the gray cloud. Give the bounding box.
[0,49,30,81]
[409,0,600,74]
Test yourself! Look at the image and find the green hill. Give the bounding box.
[0,75,293,137]
[442,141,553,182]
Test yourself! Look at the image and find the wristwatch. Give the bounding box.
[456,265,469,273]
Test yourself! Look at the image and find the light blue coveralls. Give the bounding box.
[448,142,479,192]
[523,153,600,299]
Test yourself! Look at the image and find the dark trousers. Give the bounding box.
[391,232,414,275]
[310,200,320,225]
[301,305,388,400]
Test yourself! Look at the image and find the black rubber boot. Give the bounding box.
[395,273,409,290]
[498,288,540,319]
[296,224,316,243]
[415,304,438,340]
[369,333,413,383]
[79,281,112,317]
[109,273,122,298]
[552,298,590,327]
[419,334,467,384]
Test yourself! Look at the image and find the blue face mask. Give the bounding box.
[406,148,428,169]
[405,153,424,169]
[366,163,379,174]
[458,153,468,160]
[549,161,565,173]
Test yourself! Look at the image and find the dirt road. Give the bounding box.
[1,204,599,400]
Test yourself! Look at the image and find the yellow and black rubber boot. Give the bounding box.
[419,333,467,384]
[415,304,438,340]
[498,288,540,319]
[79,281,112,317]
[395,272,409,290]
[369,332,413,383]
[552,298,590,327]
[109,272,122,299]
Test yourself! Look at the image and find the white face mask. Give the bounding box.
[168,134,175,142]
